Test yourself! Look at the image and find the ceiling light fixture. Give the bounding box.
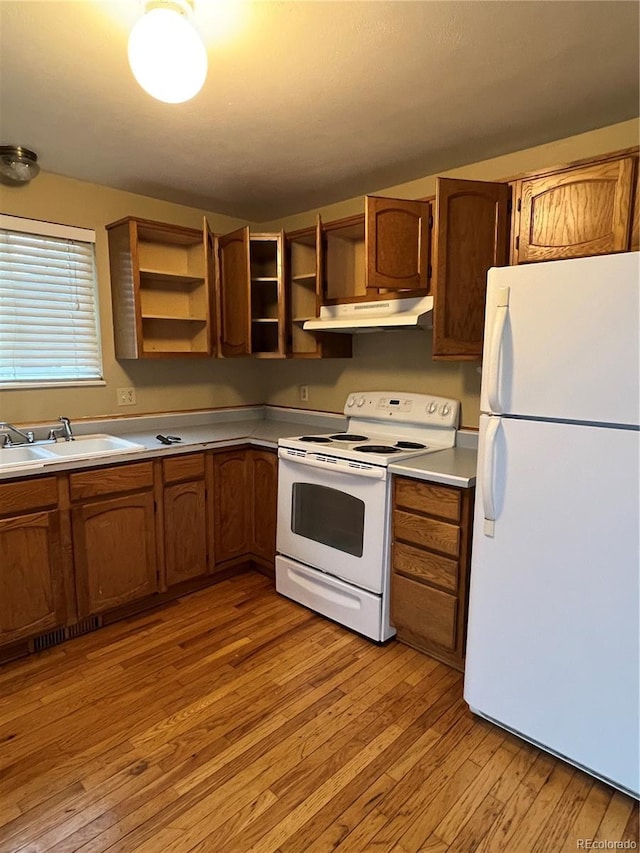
[128,0,208,104]
[0,146,41,183]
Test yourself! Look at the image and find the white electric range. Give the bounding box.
[276,391,460,641]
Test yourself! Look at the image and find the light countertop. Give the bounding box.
[389,446,477,488]
[1,406,477,488]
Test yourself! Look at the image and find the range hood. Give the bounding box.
[303,295,433,334]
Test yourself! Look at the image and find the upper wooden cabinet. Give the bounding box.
[512,155,635,263]
[431,177,511,360]
[366,196,430,291]
[217,227,287,358]
[106,216,214,359]
[323,195,431,303]
[286,217,352,359]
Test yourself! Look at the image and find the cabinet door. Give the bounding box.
[164,480,208,586]
[73,492,157,616]
[432,177,510,360]
[515,157,634,263]
[0,510,66,645]
[218,226,251,356]
[366,196,430,291]
[248,449,278,565]
[214,451,249,564]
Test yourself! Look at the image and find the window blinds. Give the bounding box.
[0,215,103,385]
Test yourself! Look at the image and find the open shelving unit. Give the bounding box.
[107,217,213,359]
[286,220,352,359]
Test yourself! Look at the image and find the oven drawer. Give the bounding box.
[275,555,391,642]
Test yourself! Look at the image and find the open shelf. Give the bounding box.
[107,217,213,359]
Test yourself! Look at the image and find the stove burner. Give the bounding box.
[395,441,427,449]
[354,444,401,454]
[298,436,332,443]
[329,433,369,441]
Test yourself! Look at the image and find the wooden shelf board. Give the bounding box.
[251,318,279,324]
[139,271,205,287]
[141,314,207,322]
[292,273,316,283]
[251,277,279,283]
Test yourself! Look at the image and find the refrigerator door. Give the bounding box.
[465,414,640,796]
[481,252,640,426]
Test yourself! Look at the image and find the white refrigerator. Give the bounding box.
[464,251,640,798]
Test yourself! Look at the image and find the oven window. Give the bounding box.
[292,483,365,557]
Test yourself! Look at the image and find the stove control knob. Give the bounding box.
[428,401,438,414]
[347,396,355,408]
[357,395,366,407]
[440,403,451,416]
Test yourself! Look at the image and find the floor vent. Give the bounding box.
[68,615,102,639]
[33,627,67,652]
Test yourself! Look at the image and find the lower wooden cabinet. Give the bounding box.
[69,461,157,616]
[213,447,278,571]
[0,477,69,647]
[162,453,210,586]
[248,449,278,570]
[0,446,279,655]
[214,450,251,563]
[391,476,474,671]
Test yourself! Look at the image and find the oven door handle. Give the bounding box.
[278,448,387,480]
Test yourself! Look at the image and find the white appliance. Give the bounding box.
[276,391,459,641]
[464,251,640,798]
[303,295,433,333]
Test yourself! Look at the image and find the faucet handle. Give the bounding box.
[58,416,74,441]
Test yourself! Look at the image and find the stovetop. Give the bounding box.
[279,392,460,466]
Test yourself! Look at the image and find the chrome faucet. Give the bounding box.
[0,422,35,446]
[58,416,74,441]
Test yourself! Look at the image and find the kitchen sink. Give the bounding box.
[45,434,146,459]
[0,445,57,469]
[0,434,146,472]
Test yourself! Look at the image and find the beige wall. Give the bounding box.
[1,119,638,428]
[0,175,264,424]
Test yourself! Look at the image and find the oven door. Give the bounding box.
[276,448,389,593]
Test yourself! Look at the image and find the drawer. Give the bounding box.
[162,453,205,484]
[394,477,461,522]
[69,462,154,502]
[393,509,460,558]
[393,541,458,593]
[0,476,58,516]
[392,573,457,651]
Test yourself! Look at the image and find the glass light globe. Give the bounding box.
[128,6,208,104]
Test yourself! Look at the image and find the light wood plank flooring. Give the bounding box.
[0,572,637,852]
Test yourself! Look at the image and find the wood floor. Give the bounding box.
[0,572,637,853]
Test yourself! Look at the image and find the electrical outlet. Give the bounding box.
[117,386,136,406]
[299,385,309,402]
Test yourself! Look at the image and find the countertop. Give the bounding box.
[388,446,477,488]
[0,406,477,488]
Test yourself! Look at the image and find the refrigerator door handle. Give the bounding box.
[482,416,501,537]
[486,286,510,414]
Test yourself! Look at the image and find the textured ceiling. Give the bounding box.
[0,1,638,222]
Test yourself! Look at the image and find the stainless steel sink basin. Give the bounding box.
[0,444,56,469]
[0,433,146,472]
[45,434,146,460]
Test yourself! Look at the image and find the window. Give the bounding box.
[0,214,103,387]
